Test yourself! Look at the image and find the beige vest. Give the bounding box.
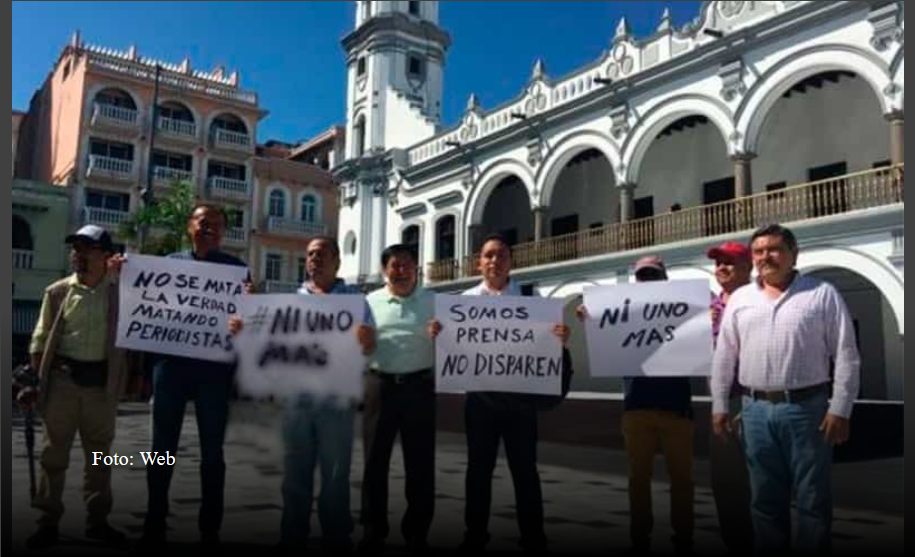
[36,276,131,412]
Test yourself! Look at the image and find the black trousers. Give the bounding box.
[145,364,231,536]
[360,372,436,543]
[464,394,546,551]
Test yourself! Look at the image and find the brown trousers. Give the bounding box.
[33,374,119,528]
[622,410,695,549]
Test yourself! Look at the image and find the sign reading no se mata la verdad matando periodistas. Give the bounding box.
[116,255,249,363]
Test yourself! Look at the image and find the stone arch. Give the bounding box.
[543,279,603,300]
[536,130,622,208]
[798,246,904,335]
[464,158,536,228]
[85,83,146,124]
[622,94,735,184]
[736,45,893,154]
[206,111,253,138]
[158,97,200,127]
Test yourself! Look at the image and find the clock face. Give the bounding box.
[718,1,746,19]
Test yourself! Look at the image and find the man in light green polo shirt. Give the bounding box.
[359,244,437,555]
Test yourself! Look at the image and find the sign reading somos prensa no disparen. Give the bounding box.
[116,255,248,363]
[582,279,713,378]
[234,294,368,400]
[435,295,564,395]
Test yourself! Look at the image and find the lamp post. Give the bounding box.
[138,63,161,253]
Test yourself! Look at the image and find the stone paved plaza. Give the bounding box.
[10,403,904,556]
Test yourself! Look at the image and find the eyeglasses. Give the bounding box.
[635,269,666,281]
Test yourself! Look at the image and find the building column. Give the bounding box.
[732,154,755,198]
[888,112,904,165]
[618,183,636,223]
[533,207,548,242]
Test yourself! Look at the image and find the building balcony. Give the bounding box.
[427,164,905,284]
[154,166,195,186]
[264,281,302,293]
[264,217,328,237]
[210,128,252,155]
[224,227,248,247]
[91,103,140,133]
[207,176,250,201]
[83,206,131,228]
[13,249,34,270]
[86,155,136,182]
[157,117,198,143]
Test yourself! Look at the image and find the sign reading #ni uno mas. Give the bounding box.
[234,295,368,401]
[435,295,564,395]
[116,255,249,363]
[583,280,713,378]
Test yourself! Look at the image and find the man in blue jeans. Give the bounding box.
[712,225,860,555]
[231,236,375,553]
[134,204,250,550]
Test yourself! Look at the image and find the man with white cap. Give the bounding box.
[21,225,132,550]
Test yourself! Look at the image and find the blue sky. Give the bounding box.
[12,1,702,143]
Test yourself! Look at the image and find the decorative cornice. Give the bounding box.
[343,12,451,53]
[430,191,464,209]
[868,2,903,52]
[719,59,747,102]
[396,202,428,219]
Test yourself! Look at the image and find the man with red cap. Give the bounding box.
[706,242,755,555]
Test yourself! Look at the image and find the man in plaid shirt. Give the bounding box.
[711,224,860,555]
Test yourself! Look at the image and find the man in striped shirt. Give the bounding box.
[711,224,861,555]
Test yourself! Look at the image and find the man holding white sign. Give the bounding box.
[430,233,571,556]
[114,204,251,551]
[230,236,375,554]
[579,256,705,556]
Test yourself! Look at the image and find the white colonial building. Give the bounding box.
[334,1,904,406]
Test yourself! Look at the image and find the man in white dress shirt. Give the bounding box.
[711,224,860,555]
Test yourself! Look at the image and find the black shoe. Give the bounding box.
[357,536,385,555]
[270,542,303,556]
[458,540,487,555]
[405,538,430,555]
[626,542,652,556]
[133,531,166,555]
[201,532,221,548]
[26,526,60,551]
[323,538,354,556]
[673,537,694,556]
[86,523,127,545]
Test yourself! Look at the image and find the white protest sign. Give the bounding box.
[117,255,248,362]
[435,295,564,395]
[583,280,713,377]
[234,295,367,401]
